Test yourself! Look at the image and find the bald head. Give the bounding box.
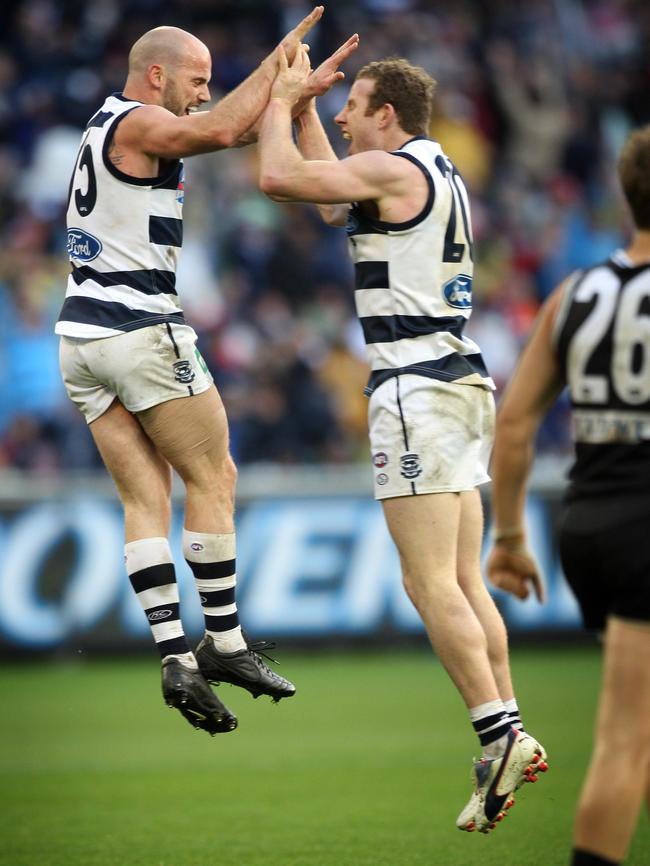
[128,26,210,77]
[124,26,212,115]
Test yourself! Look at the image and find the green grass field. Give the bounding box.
[1,646,648,866]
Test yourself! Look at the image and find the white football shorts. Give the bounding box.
[59,323,213,424]
[367,374,495,500]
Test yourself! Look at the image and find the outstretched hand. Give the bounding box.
[304,33,360,99]
[271,44,312,106]
[280,5,324,63]
[486,543,545,603]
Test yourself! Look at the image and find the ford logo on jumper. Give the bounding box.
[442,274,473,309]
[67,228,102,262]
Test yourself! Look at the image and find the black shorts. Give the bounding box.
[558,496,650,630]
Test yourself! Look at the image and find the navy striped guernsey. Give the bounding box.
[346,136,494,395]
[56,93,186,339]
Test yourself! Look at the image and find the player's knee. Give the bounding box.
[596,707,650,747]
[160,469,173,500]
[403,574,463,628]
[402,566,454,601]
[457,567,486,594]
[223,454,237,490]
[401,571,420,607]
[121,485,171,526]
[593,734,650,783]
[212,455,237,508]
[184,452,237,500]
[204,452,237,492]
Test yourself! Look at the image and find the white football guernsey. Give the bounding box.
[56,93,186,338]
[346,136,494,395]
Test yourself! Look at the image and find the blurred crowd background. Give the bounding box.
[0,0,648,474]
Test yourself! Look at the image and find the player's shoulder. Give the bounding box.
[112,101,174,146]
[560,251,632,302]
[575,250,640,282]
[343,148,413,186]
[548,256,622,347]
[119,102,169,124]
[392,136,460,185]
[396,135,448,166]
[91,92,145,118]
[396,135,440,155]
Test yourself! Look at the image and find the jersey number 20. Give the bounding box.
[435,155,473,264]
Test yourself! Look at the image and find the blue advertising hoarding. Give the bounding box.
[0,482,581,653]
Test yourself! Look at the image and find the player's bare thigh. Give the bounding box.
[456,489,488,592]
[382,491,461,583]
[136,385,232,484]
[137,387,236,533]
[90,398,173,537]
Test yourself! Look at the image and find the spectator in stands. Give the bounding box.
[0,0,649,471]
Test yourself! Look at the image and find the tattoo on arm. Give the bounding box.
[108,141,123,166]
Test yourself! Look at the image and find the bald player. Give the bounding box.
[56,10,359,735]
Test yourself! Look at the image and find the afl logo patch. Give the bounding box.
[400,452,422,479]
[372,452,388,468]
[442,274,472,309]
[67,228,102,262]
[376,473,389,486]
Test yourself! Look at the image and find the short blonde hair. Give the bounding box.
[356,58,436,136]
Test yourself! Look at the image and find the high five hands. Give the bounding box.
[272,44,313,106]
[279,6,324,64]
[306,33,360,99]
[276,6,359,106]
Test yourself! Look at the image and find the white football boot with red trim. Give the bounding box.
[456,728,548,833]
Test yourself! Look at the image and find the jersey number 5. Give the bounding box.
[73,143,97,217]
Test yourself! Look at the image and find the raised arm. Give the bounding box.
[119,6,324,159]
[486,283,568,602]
[258,48,405,206]
[233,32,359,151]
[294,101,350,226]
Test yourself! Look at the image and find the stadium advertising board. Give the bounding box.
[0,489,581,653]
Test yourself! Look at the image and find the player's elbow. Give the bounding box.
[214,126,240,149]
[198,127,237,150]
[496,409,534,448]
[193,123,239,152]
[259,171,291,200]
